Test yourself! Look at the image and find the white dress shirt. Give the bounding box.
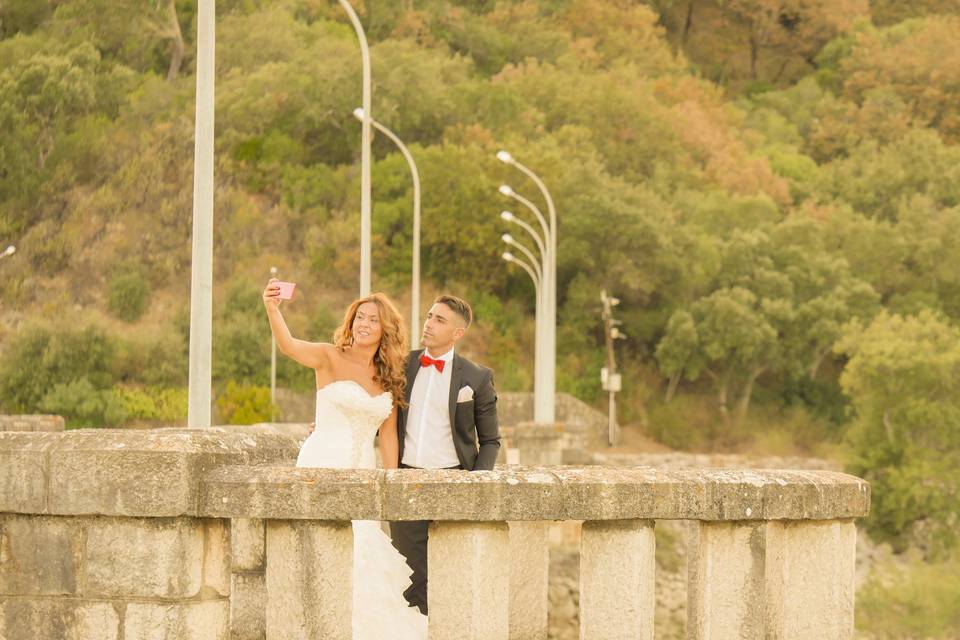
[402,348,460,468]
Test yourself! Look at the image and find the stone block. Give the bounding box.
[82,518,203,598]
[230,519,265,572]
[265,520,352,640]
[514,422,563,466]
[382,467,563,521]
[202,466,381,520]
[0,515,80,595]
[229,572,266,640]
[0,597,119,640]
[765,520,856,640]
[124,601,229,640]
[429,521,509,639]
[687,521,766,639]
[0,415,64,432]
[579,519,655,640]
[688,520,857,640]
[203,519,231,597]
[47,430,299,517]
[508,521,549,640]
[0,432,60,514]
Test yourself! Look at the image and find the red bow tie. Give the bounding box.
[420,354,446,373]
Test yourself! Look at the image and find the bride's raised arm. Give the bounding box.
[262,278,331,371]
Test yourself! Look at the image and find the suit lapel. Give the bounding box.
[405,350,423,405]
[448,353,464,429]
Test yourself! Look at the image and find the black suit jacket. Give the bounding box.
[398,349,501,471]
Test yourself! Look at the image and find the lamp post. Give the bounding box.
[497,151,557,423]
[353,108,421,347]
[1,245,14,258]
[499,205,549,423]
[187,0,215,429]
[338,0,372,297]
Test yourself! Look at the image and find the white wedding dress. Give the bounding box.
[296,380,427,639]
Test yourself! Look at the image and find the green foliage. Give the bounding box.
[856,552,960,638]
[0,323,117,413]
[216,381,276,425]
[107,270,151,322]
[836,311,960,555]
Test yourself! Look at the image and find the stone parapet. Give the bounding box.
[0,414,65,432]
[202,465,870,523]
[0,428,300,517]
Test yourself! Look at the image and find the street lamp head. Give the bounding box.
[502,251,515,262]
[501,233,514,244]
[610,297,620,306]
[352,107,365,121]
[2,245,14,257]
[498,184,514,197]
[269,266,278,276]
[496,150,513,164]
[500,210,514,222]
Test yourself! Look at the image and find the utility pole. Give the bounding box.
[269,266,277,422]
[600,290,623,446]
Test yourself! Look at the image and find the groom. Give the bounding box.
[390,294,501,615]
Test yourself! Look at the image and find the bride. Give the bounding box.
[262,278,427,639]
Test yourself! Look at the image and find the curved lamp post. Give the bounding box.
[338,1,373,297]
[497,151,557,423]
[353,108,421,347]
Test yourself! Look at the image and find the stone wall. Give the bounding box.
[0,428,870,640]
[0,414,64,432]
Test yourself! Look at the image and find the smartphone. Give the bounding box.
[276,281,297,300]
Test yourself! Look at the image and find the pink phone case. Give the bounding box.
[276,281,296,300]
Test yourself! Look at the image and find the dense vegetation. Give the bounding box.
[1,2,959,624]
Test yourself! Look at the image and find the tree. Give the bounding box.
[836,310,960,556]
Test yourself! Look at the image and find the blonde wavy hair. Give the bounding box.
[333,292,408,407]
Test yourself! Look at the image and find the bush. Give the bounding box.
[216,381,276,424]
[108,270,151,322]
[37,378,127,428]
[856,552,960,639]
[0,323,118,412]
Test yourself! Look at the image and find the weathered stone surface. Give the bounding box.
[514,422,564,466]
[0,415,64,433]
[265,520,351,640]
[688,520,857,640]
[429,521,509,639]
[0,515,80,595]
[765,520,856,640]
[382,467,563,521]
[203,519,231,598]
[0,597,119,640]
[199,466,869,522]
[47,430,299,517]
[82,518,203,598]
[230,518,265,572]
[687,521,766,639]
[579,519,656,640]
[508,521,549,640]
[124,601,229,640]
[0,432,60,513]
[229,572,266,640]
[203,466,382,520]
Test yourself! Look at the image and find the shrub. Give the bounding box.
[216,381,276,424]
[0,323,117,412]
[108,270,151,322]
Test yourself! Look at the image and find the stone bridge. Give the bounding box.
[0,428,870,639]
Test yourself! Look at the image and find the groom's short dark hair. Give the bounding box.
[435,295,473,328]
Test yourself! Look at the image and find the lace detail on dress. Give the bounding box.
[316,380,393,468]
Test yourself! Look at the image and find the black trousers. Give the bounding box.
[389,463,461,615]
